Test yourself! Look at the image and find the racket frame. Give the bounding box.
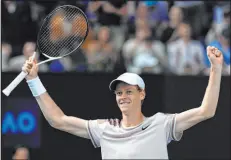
[2,5,89,96]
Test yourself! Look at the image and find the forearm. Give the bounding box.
[35,92,65,127]
[175,66,222,132]
[200,65,222,117]
[27,77,65,127]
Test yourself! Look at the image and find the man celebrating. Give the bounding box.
[22,46,223,159]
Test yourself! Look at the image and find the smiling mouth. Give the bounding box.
[119,102,130,105]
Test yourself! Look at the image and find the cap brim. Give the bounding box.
[109,79,138,91]
[109,80,119,91]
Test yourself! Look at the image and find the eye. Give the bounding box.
[127,90,132,94]
[115,91,122,96]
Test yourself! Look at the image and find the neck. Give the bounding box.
[182,37,190,43]
[121,110,144,128]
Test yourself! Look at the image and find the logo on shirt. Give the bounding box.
[142,124,150,130]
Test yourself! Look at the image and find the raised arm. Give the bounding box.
[175,46,223,133]
[23,58,89,139]
[35,92,89,139]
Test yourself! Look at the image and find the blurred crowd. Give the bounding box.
[2,1,230,75]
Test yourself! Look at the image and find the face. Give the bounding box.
[178,23,191,39]
[2,43,12,56]
[97,27,110,43]
[13,148,29,160]
[87,41,100,55]
[169,6,183,25]
[114,82,145,113]
[23,42,36,58]
[136,3,148,18]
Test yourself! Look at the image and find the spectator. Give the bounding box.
[205,5,230,45]
[143,1,169,37]
[48,57,75,73]
[167,21,206,75]
[156,6,184,43]
[204,25,230,75]
[85,40,102,72]
[174,1,208,39]
[127,2,150,37]
[2,1,227,76]
[1,42,13,72]
[122,24,151,71]
[71,48,88,72]
[87,0,127,51]
[85,26,117,72]
[12,144,30,160]
[8,42,48,72]
[123,26,167,74]
[133,36,168,74]
[2,1,37,55]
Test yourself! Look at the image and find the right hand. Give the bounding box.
[22,56,38,80]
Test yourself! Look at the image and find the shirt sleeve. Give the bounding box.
[163,113,183,144]
[86,119,107,148]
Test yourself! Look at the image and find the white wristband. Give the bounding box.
[27,76,46,97]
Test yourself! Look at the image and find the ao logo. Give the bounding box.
[2,111,36,134]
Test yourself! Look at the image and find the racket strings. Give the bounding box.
[38,6,88,58]
[39,9,78,57]
[40,9,82,57]
[39,9,77,45]
[40,8,83,40]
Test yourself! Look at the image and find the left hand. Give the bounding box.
[207,46,223,68]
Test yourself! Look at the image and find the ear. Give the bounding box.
[140,90,146,100]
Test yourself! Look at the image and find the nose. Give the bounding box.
[120,92,128,99]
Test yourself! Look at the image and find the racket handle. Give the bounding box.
[2,71,28,96]
[2,52,37,96]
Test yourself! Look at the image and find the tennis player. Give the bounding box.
[22,46,223,159]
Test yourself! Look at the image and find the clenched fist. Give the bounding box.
[207,46,223,68]
[22,56,39,80]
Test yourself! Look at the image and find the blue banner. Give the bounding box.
[2,98,41,148]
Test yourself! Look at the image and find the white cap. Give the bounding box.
[109,72,145,91]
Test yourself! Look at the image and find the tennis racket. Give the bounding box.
[2,5,89,96]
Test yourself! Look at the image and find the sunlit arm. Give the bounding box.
[175,66,222,133]
[35,92,89,139]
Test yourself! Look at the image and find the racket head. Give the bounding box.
[37,5,89,58]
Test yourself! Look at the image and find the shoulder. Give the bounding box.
[151,112,167,118]
[167,40,181,49]
[148,112,175,122]
[9,56,25,63]
[152,40,165,50]
[87,119,109,132]
[191,40,203,46]
[123,39,135,47]
[153,40,164,46]
[169,39,181,45]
